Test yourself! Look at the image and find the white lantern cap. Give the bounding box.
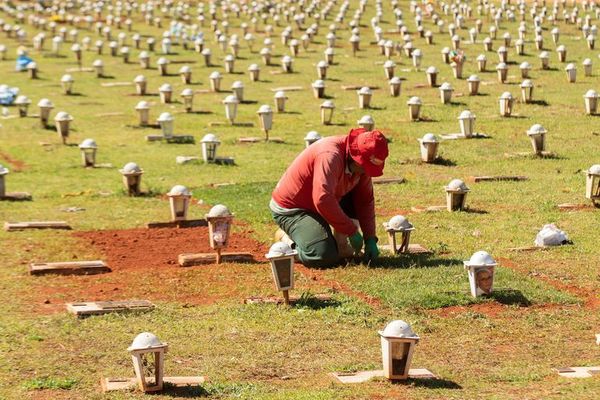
[385,215,414,231]
[121,162,142,174]
[464,250,497,267]
[499,91,513,99]
[317,60,328,68]
[497,45,507,53]
[159,83,172,92]
[439,82,453,91]
[350,34,360,42]
[527,124,547,136]
[139,50,149,58]
[556,45,566,51]
[520,61,531,69]
[312,79,325,88]
[260,47,271,55]
[384,60,396,68]
[207,204,232,217]
[201,48,211,55]
[419,133,438,143]
[476,54,487,61]
[389,76,401,84]
[248,63,260,71]
[467,74,480,82]
[257,104,273,114]
[304,130,322,141]
[128,332,166,351]
[15,95,30,105]
[320,100,335,109]
[584,89,598,98]
[583,58,592,66]
[0,164,8,175]
[92,59,103,67]
[565,63,576,71]
[79,138,97,149]
[61,74,74,83]
[588,164,600,175]
[134,75,146,83]
[407,96,422,105]
[446,178,469,191]
[380,320,418,338]
[180,88,194,97]
[496,62,507,70]
[223,95,239,104]
[54,111,73,121]
[551,27,560,34]
[458,110,475,119]
[201,133,220,143]
[179,65,191,73]
[324,47,335,55]
[483,37,492,44]
[516,38,524,45]
[209,71,222,79]
[168,185,191,196]
[135,101,150,110]
[157,57,169,65]
[266,241,297,258]
[70,43,81,52]
[520,79,534,88]
[357,115,374,125]
[358,86,372,95]
[225,54,235,62]
[426,66,438,74]
[539,51,549,58]
[231,81,244,90]
[274,90,287,99]
[157,112,173,122]
[281,55,292,63]
[413,48,422,57]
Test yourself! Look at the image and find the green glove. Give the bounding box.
[364,237,380,261]
[348,231,363,253]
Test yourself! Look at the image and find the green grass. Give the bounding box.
[1,0,600,399]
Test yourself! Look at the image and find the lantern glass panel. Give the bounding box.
[274,258,292,288]
[391,341,411,376]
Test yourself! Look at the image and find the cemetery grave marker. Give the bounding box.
[29,260,110,276]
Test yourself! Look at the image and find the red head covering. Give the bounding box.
[347,128,389,177]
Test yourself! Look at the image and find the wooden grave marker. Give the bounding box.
[29,260,110,275]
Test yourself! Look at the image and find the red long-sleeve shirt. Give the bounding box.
[272,135,376,237]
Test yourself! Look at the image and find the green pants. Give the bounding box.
[271,210,340,268]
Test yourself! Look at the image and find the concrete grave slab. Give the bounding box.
[555,367,600,378]
[102,376,205,392]
[30,260,110,276]
[5,221,71,231]
[178,252,254,266]
[379,243,432,254]
[67,300,155,317]
[330,368,436,384]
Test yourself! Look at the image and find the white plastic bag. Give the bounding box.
[535,224,569,247]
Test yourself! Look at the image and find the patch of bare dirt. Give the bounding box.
[0,150,26,171]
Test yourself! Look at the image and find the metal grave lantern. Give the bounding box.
[565,63,577,83]
[519,62,531,79]
[389,77,402,97]
[14,95,30,117]
[445,178,469,211]
[317,60,329,79]
[134,75,147,95]
[139,51,150,69]
[230,81,244,102]
[179,65,192,84]
[499,92,514,117]
[496,62,508,83]
[92,59,104,77]
[38,98,54,127]
[583,59,593,77]
[379,320,420,380]
[526,124,547,155]
[556,45,567,63]
[157,57,169,76]
[423,66,437,87]
[383,215,415,254]
[476,54,487,72]
[60,74,74,95]
[439,82,453,104]
[357,87,373,109]
[458,110,476,137]
[201,133,220,163]
[407,96,422,121]
[180,89,194,113]
[257,105,274,139]
[312,79,326,99]
[201,48,212,66]
[383,60,396,80]
[483,37,492,51]
[120,162,143,196]
[552,27,560,44]
[515,38,525,55]
[412,49,423,68]
[0,164,8,197]
[467,75,480,95]
[223,95,239,124]
[584,89,599,115]
[78,138,98,167]
[54,111,73,144]
[128,332,168,393]
[418,133,440,162]
[520,80,534,103]
[320,100,335,125]
[266,241,297,305]
[357,115,375,131]
[135,101,151,126]
[585,164,600,205]
[209,71,222,92]
[539,51,550,70]
[274,91,287,113]
[206,204,233,264]
[281,55,293,73]
[248,63,260,81]
[167,185,191,221]
[159,83,173,104]
[464,251,497,297]
[304,131,322,147]
[324,47,335,64]
[260,47,271,65]
[157,112,174,138]
[224,54,236,73]
[496,45,508,63]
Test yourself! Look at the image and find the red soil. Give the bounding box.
[0,150,26,171]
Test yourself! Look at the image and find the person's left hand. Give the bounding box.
[364,237,379,261]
